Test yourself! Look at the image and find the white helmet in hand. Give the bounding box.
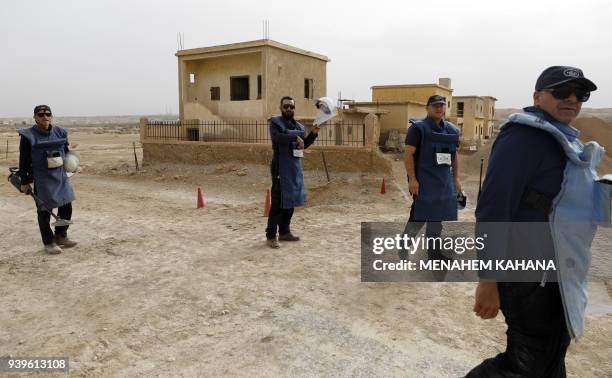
[63,152,80,173]
[314,97,337,126]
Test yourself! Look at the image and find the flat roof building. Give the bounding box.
[176,39,329,121]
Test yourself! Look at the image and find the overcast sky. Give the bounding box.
[1,0,611,117]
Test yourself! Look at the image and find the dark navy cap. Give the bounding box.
[427,95,446,106]
[535,66,597,91]
[33,105,52,114]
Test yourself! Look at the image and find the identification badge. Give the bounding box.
[47,151,64,169]
[436,152,452,165]
[293,149,304,158]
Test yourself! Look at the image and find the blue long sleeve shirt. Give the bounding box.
[475,107,569,280]
[476,107,567,222]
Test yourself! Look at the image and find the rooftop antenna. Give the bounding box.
[262,20,270,40]
[176,32,185,50]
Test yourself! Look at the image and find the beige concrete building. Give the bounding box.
[371,78,453,113]
[176,39,329,121]
[348,78,453,146]
[481,96,498,139]
[451,95,497,145]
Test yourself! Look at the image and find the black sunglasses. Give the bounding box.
[543,87,590,102]
[282,104,295,109]
[36,112,52,117]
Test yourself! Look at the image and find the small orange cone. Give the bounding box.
[197,187,205,208]
[263,189,271,217]
[380,178,386,194]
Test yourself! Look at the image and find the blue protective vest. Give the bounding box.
[410,117,460,221]
[18,125,75,209]
[270,116,307,209]
[502,112,611,338]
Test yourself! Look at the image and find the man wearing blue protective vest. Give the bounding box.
[467,67,609,377]
[265,96,320,248]
[399,95,461,264]
[18,105,77,255]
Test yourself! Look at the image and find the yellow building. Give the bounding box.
[371,78,453,113]
[481,96,498,139]
[176,39,329,121]
[348,78,453,146]
[451,95,497,146]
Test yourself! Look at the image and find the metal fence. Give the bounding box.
[145,119,367,147]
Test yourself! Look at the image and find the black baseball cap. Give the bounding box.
[33,105,52,114]
[535,66,597,91]
[427,95,446,106]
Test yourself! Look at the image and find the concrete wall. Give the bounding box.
[351,102,427,146]
[182,53,264,120]
[142,141,391,173]
[378,104,409,133]
[264,46,326,119]
[372,86,452,106]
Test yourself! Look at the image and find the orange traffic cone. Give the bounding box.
[380,178,386,194]
[197,187,205,208]
[263,189,271,217]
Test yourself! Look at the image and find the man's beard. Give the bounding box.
[282,111,294,120]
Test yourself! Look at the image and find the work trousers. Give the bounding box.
[265,177,294,240]
[36,201,72,245]
[465,282,570,378]
[401,200,444,259]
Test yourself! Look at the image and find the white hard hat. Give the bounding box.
[314,97,337,126]
[64,152,80,173]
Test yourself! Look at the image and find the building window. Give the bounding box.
[257,75,262,100]
[230,76,249,101]
[457,102,464,117]
[304,78,313,99]
[210,87,220,101]
[189,73,196,84]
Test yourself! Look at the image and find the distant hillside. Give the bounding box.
[491,112,612,173]
[495,108,612,123]
[0,114,179,127]
[580,108,612,123]
[573,117,612,173]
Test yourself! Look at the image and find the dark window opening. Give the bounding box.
[210,87,220,101]
[187,127,199,141]
[257,75,262,99]
[304,78,313,99]
[457,102,464,117]
[230,76,250,101]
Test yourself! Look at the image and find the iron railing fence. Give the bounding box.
[145,119,367,147]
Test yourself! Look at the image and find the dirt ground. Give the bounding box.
[0,129,611,377]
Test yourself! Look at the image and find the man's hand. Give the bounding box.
[296,136,305,149]
[408,178,419,196]
[454,178,462,193]
[20,184,32,194]
[311,126,321,134]
[473,281,500,319]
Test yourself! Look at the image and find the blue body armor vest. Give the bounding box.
[18,125,75,209]
[410,118,460,221]
[270,116,307,209]
[501,112,611,338]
